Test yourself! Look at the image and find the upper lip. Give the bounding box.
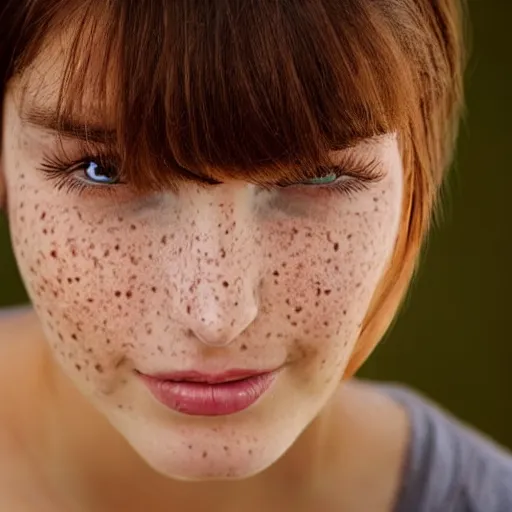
[138,368,276,384]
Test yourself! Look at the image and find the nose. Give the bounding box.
[188,281,259,347]
[173,187,261,348]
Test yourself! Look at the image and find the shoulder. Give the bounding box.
[376,382,512,512]
[0,306,55,510]
[0,304,35,345]
[0,305,44,445]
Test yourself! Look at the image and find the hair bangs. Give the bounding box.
[17,0,417,191]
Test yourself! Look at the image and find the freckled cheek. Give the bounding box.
[262,204,398,374]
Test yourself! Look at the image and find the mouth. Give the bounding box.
[137,368,281,416]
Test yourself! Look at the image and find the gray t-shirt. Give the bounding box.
[378,383,512,512]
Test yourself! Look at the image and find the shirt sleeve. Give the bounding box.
[377,382,512,512]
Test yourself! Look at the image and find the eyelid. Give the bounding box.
[277,154,384,188]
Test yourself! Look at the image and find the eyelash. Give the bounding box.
[37,149,384,198]
[275,154,384,197]
[38,150,122,198]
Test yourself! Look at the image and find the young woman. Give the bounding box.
[0,0,511,511]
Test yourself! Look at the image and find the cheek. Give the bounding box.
[9,181,166,383]
[261,187,400,377]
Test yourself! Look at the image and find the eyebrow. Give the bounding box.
[20,106,116,145]
[20,105,389,154]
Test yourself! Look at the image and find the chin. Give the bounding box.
[111,412,295,482]
[132,432,283,482]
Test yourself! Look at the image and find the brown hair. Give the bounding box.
[0,0,468,374]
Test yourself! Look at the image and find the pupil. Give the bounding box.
[85,161,116,183]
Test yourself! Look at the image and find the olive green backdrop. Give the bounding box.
[1,2,511,448]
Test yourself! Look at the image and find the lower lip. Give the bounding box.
[140,372,278,416]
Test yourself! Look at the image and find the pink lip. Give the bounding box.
[138,369,279,416]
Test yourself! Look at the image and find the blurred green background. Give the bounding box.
[1,2,511,448]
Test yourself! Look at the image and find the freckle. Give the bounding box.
[115,291,122,297]
[161,235,167,245]
[106,339,111,344]
[104,249,110,257]
[126,290,133,298]
[273,270,279,277]
[94,364,103,373]
[334,243,339,251]
[234,302,238,307]
[151,286,157,293]
[240,344,247,351]
[347,234,352,240]
[71,333,78,341]
[222,281,229,288]
[248,449,253,455]
[58,332,63,341]
[157,345,163,353]
[295,306,302,313]
[42,228,48,235]
[186,305,191,314]
[115,244,120,251]
[87,298,94,303]
[75,364,82,371]
[75,277,80,282]
[130,224,136,230]
[202,451,208,458]
[71,248,77,257]
[50,250,57,258]
[314,301,320,307]
[316,288,321,296]
[324,289,332,295]
[323,321,329,327]
[355,282,361,288]
[220,248,226,258]
[224,446,229,452]
[67,278,73,284]
[188,445,193,449]
[343,310,347,315]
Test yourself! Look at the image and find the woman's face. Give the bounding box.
[1,48,404,481]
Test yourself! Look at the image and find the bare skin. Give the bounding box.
[0,309,409,512]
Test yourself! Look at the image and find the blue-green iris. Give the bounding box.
[302,173,337,186]
[84,161,118,184]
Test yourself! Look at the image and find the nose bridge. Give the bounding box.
[176,188,260,347]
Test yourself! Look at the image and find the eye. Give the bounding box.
[82,159,119,185]
[299,173,338,186]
